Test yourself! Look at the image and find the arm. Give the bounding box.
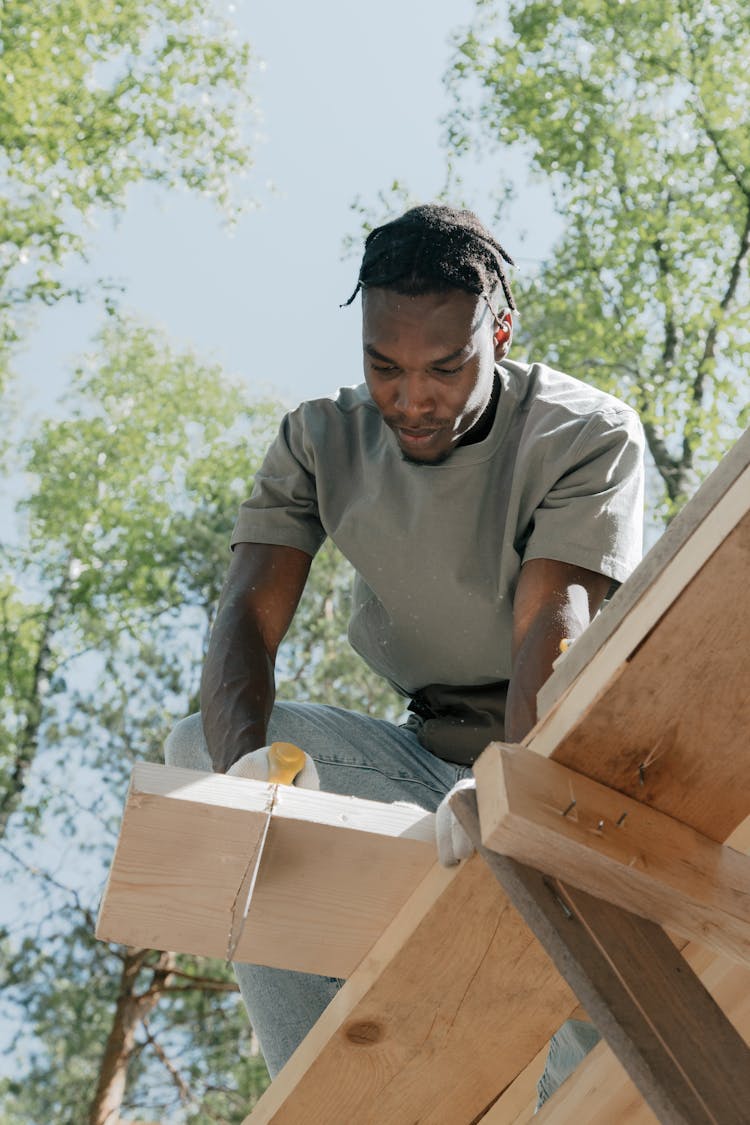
[505,558,611,743]
[200,542,312,773]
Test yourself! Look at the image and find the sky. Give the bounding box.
[14,0,561,422]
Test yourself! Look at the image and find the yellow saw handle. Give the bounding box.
[267,741,307,786]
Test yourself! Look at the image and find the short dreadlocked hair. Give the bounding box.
[342,203,517,313]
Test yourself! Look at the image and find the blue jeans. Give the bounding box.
[164,702,599,1095]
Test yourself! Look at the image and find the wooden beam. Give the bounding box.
[451,788,750,1125]
[530,429,750,845]
[484,816,750,1123]
[474,743,750,967]
[537,424,750,719]
[97,430,750,1124]
[475,1010,588,1125]
[242,856,578,1125]
[527,945,750,1125]
[96,763,436,978]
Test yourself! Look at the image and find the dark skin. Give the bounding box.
[201,288,611,771]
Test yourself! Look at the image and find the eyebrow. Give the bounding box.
[364,342,472,367]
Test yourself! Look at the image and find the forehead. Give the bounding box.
[362,288,486,351]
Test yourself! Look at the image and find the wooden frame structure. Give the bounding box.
[98,426,750,1122]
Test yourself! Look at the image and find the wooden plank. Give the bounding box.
[538,424,750,718]
[530,507,750,843]
[474,744,750,967]
[529,946,750,1124]
[451,788,750,1125]
[476,1006,588,1125]
[488,816,750,1123]
[96,763,436,978]
[243,856,578,1125]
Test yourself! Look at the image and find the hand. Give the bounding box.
[435,778,476,867]
[227,745,320,790]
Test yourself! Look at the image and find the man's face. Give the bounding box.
[362,287,509,465]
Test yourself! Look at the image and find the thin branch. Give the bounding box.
[684,198,750,472]
[155,965,241,990]
[0,842,98,932]
[139,979,239,998]
[140,1019,195,1107]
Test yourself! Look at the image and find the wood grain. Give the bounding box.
[243,856,577,1125]
[482,817,750,1123]
[474,744,750,967]
[537,425,750,718]
[97,763,436,977]
[452,788,750,1125]
[531,510,750,843]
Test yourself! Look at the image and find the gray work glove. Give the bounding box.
[435,777,476,866]
[227,745,320,789]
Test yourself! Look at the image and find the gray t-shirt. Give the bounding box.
[232,360,644,754]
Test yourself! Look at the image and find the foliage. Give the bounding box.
[0,317,397,1121]
[0,0,255,375]
[446,0,750,513]
[1,842,267,1123]
[1,316,280,838]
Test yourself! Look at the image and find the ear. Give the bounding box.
[493,309,513,359]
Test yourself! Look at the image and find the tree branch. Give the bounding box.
[683,198,750,473]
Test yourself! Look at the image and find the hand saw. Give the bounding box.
[225,741,307,962]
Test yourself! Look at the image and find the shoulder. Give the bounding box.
[504,359,639,424]
[286,383,378,436]
[502,359,643,452]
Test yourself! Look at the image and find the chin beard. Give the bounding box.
[399,447,453,467]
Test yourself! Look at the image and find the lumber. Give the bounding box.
[528,943,750,1125]
[473,744,750,967]
[475,1006,588,1125]
[537,424,750,718]
[243,855,578,1125]
[96,762,436,978]
[486,816,750,1123]
[530,433,750,844]
[451,788,750,1125]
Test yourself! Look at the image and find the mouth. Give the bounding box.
[397,427,440,445]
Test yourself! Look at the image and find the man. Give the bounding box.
[165,204,645,1098]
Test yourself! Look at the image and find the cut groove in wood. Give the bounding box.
[97,763,436,978]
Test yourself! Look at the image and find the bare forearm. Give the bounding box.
[200,595,275,773]
[505,602,581,742]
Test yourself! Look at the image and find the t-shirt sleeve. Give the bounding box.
[230,408,326,556]
[522,408,645,584]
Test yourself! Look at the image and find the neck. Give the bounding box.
[458,372,500,448]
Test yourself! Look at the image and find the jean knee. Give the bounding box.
[164,712,212,771]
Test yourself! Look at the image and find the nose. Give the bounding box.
[393,372,435,418]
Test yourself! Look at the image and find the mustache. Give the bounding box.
[383,416,451,431]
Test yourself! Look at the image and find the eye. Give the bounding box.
[370,362,399,374]
[432,363,464,376]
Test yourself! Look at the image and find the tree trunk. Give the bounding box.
[88,948,175,1125]
[0,585,64,840]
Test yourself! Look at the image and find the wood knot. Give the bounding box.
[344,1020,383,1046]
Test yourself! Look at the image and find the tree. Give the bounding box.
[0,316,279,841]
[1,318,399,1121]
[0,0,255,380]
[446,0,750,515]
[1,839,268,1124]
